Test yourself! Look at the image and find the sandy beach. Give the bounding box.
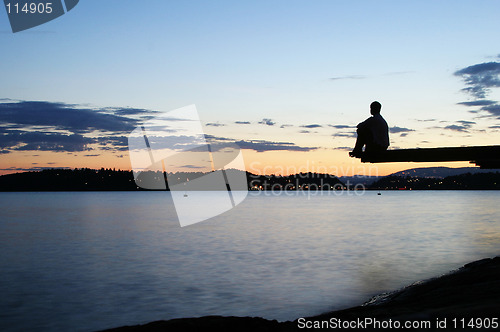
[102,256,500,331]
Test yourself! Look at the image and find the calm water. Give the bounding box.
[0,191,499,331]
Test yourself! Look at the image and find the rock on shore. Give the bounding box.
[102,256,500,331]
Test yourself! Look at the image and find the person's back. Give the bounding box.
[365,113,389,150]
[350,101,389,157]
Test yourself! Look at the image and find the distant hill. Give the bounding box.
[388,166,493,178]
[369,171,500,190]
[339,167,489,188]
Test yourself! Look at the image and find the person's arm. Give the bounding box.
[357,117,372,129]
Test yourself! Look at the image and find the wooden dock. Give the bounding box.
[356,145,500,169]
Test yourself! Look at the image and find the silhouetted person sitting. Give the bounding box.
[349,101,389,157]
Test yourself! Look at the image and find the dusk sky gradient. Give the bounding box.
[1,1,500,176]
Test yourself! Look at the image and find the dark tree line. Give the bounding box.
[1,168,498,191]
[0,168,345,191]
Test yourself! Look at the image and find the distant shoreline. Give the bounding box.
[1,167,499,191]
[101,256,500,331]
[2,189,500,192]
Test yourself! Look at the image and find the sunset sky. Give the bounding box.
[1,1,500,176]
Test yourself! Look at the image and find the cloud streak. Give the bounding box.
[0,99,152,154]
[444,125,469,132]
[205,134,317,152]
[258,118,276,126]
[457,100,496,107]
[455,60,500,120]
[333,146,353,151]
[301,124,322,129]
[236,139,316,152]
[0,166,71,172]
[332,132,356,138]
[329,124,355,129]
[454,62,500,99]
[481,104,500,117]
[389,126,414,134]
[0,101,139,134]
[329,75,366,81]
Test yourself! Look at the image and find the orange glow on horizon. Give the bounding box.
[0,147,482,177]
[241,150,474,177]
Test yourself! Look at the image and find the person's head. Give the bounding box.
[370,101,382,115]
